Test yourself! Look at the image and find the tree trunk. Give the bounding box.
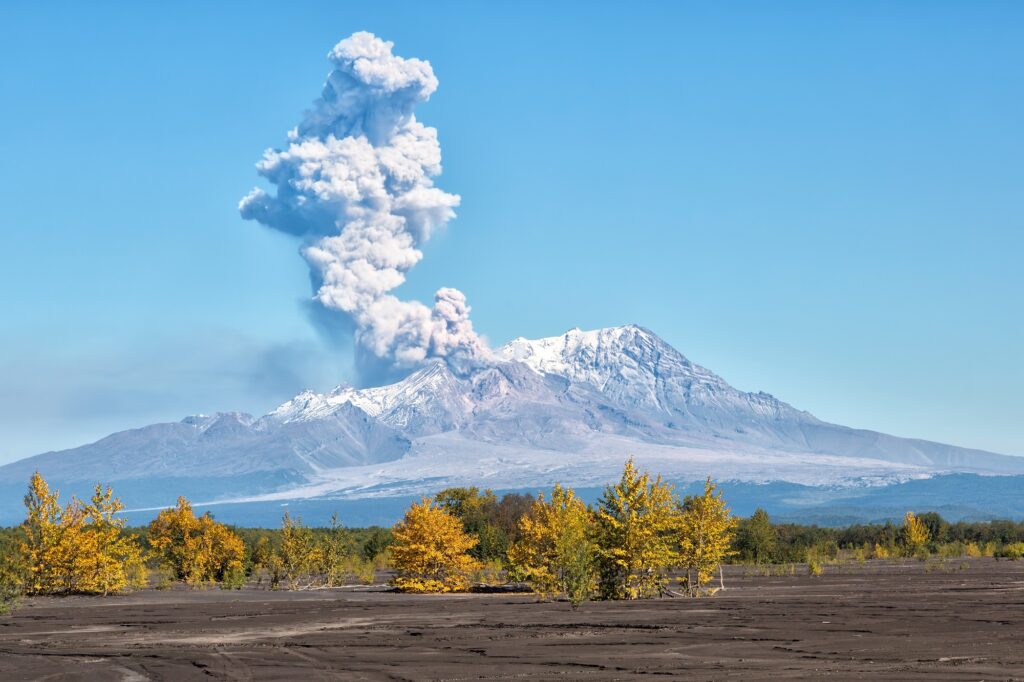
[718,563,725,590]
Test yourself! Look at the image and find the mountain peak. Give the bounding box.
[496,324,689,380]
[494,325,802,420]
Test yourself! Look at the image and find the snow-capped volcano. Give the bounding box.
[497,325,809,424]
[2,325,1022,523]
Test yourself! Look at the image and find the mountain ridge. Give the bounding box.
[1,324,1021,524]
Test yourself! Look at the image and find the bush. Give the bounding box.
[997,542,1024,560]
[937,542,967,558]
[220,565,246,590]
[152,566,174,590]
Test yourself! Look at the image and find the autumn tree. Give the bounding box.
[594,458,679,599]
[678,477,736,596]
[902,511,931,557]
[148,497,245,585]
[19,473,146,595]
[277,511,323,589]
[20,472,68,594]
[390,498,481,593]
[74,485,147,594]
[508,484,598,607]
[320,512,356,586]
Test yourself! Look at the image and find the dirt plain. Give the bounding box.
[1,559,1023,681]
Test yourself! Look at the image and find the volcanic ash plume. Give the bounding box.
[240,32,484,375]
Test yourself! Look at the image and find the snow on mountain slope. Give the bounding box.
[268,361,475,435]
[0,405,409,485]
[1,325,1022,519]
[497,325,808,420]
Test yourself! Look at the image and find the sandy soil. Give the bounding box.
[1,559,1023,680]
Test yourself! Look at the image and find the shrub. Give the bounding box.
[997,542,1024,560]
[937,542,967,559]
[350,557,377,585]
[220,565,246,590]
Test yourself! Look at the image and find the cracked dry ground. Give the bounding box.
[1,560,1023,680]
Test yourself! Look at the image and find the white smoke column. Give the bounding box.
[240,32,484,374]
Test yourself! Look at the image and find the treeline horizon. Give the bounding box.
[7,505,1024,561]
[3,462,1024,612]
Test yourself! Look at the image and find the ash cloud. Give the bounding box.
[240,32,484,379]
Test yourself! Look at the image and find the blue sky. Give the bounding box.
[0,1,1021,463]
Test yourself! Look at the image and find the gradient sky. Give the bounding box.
[0,1,1021,464]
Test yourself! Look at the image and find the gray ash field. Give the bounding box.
[2,559,1023,680]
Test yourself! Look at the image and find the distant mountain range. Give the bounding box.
[2,325,1021,525]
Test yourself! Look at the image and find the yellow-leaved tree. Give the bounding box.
[148,497,245,586]
[508,484,598,608]
[277,511,323,590]
[74,485,148,595]
[21,472,68,594]
[389,498,480,593]
[902,511,931,557]
[678,477,736,596]
[594,458,679,600]
[20,472,146,595]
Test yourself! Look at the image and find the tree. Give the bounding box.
[434,487,505,562]
[75,485,147,595]
[433,488,535,563]
[902,511,931,557]
[594,458,679,599]
[678,478,736,596]
[320,512,354,587]
[19,473,146,595]
[148,497,245,585]
[361,527,392,562]
[508,484,598,607]
[20,472,68,594]
[390,499,481,593]
[916,511,949,545]
[736,508,777,564]
[277,511,323,589]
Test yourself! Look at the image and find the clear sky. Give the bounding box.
[0,1,1021,463]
